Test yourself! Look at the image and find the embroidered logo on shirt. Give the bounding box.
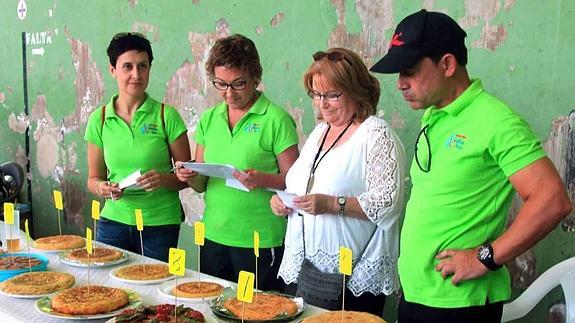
[140,123,160,135]
[243,123,261,133]
[445,133,467,150]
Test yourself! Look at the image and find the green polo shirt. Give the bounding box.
[399,80,546,308]
[84,93,188,226]
[196,92,298,248]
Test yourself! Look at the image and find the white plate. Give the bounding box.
[109,264,175,285]
[35,289,141,320]
[157,277,231,303]
[210,292,306,322]
[0,287,56,299]
[58,249,129,268]
[29,247,68,254]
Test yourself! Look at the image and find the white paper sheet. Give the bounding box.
[118,169,142,190]
[268,189,301,212]
[179,162,249,191]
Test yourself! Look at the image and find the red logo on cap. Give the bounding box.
[389,32,405,48]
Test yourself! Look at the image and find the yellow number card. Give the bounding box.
[237,271,255,303]
[86,228,93,255]
[339,247,352,276]
[53,190,64,210]
[253,231,260,258]
[24,219,31,241]
[91,200,100,220]
[169,248,186,276]
[194,222,205,246]
[135,209,143,231]
[3,202,14,224]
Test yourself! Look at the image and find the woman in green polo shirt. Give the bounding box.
[175,34,299,291]
[84,32,191,262]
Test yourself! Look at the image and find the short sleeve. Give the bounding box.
[272,113,299,155]
[488,115,546,177]
[194,111,208,146]
[357,118,405,230]
[84,107,105,148]
[163,105,188,144]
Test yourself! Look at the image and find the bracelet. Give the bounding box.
[96,181,104,196]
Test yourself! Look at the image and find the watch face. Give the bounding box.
[337,197,346,205]
[478,246,490,260]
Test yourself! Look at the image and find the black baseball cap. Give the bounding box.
[370,9,467,74]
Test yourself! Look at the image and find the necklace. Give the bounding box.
[305,120,354,194]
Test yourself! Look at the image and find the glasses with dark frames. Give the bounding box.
[415,124,431,173]
[307,90,343,102]
[212,80,248,91]
[312,51,352,65]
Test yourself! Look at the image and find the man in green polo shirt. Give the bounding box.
[371,10,572,323]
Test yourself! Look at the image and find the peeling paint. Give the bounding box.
[255,26,264,35]
[65,35,105,133]
[504,0,516,11]
[128,0,138,9]
[473,23,507,51]
[0,92,5,104]
[30,95,60,179]
[460,0,514,51]
[390,111,405,129]
[325,0,394,70]
[61,179,87,230]
[131,22,158,41]
[544,112,575,232]
[8,113,30,134]
[270,13,285,28]
[284,101,306,148]
[15,146,28,174]
[165,26,230,221]
[461,0,501,27]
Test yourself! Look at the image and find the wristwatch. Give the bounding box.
[477,244,502,271]
[337,196,346,216]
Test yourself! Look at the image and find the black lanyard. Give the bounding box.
[305,120,353,194]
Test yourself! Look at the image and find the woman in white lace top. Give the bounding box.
[270,47,406,316]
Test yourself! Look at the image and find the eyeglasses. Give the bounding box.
[112,32,147,40]
[415,124,431,172]
[212,80,247,91]
[312,50,352,65]
[307,90,343,102]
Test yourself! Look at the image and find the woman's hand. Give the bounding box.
[137,170,163,192]
[97,181,123,200]
[270,194,292,216]
[233,169,264,190]
[292,194,335,215]
[175,161,198,183]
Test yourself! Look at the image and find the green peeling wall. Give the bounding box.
[1,1,574,322]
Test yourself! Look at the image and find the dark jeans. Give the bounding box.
[200,238,285,292]
[285,283,386,316]
[398,295,503,323]
[97,217,180,262]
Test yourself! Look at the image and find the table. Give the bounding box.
[0,223,326,322]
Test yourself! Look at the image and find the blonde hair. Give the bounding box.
[303,48,380,122]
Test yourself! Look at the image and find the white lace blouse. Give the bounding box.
[278,116,406,296]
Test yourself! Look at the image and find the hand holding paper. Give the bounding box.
[119,169,142,190]
[178,162,249,191]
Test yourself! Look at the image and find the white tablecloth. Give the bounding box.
[0,223,325,322]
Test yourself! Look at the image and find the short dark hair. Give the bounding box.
[107,32,153,67]
[205,34,262,80]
